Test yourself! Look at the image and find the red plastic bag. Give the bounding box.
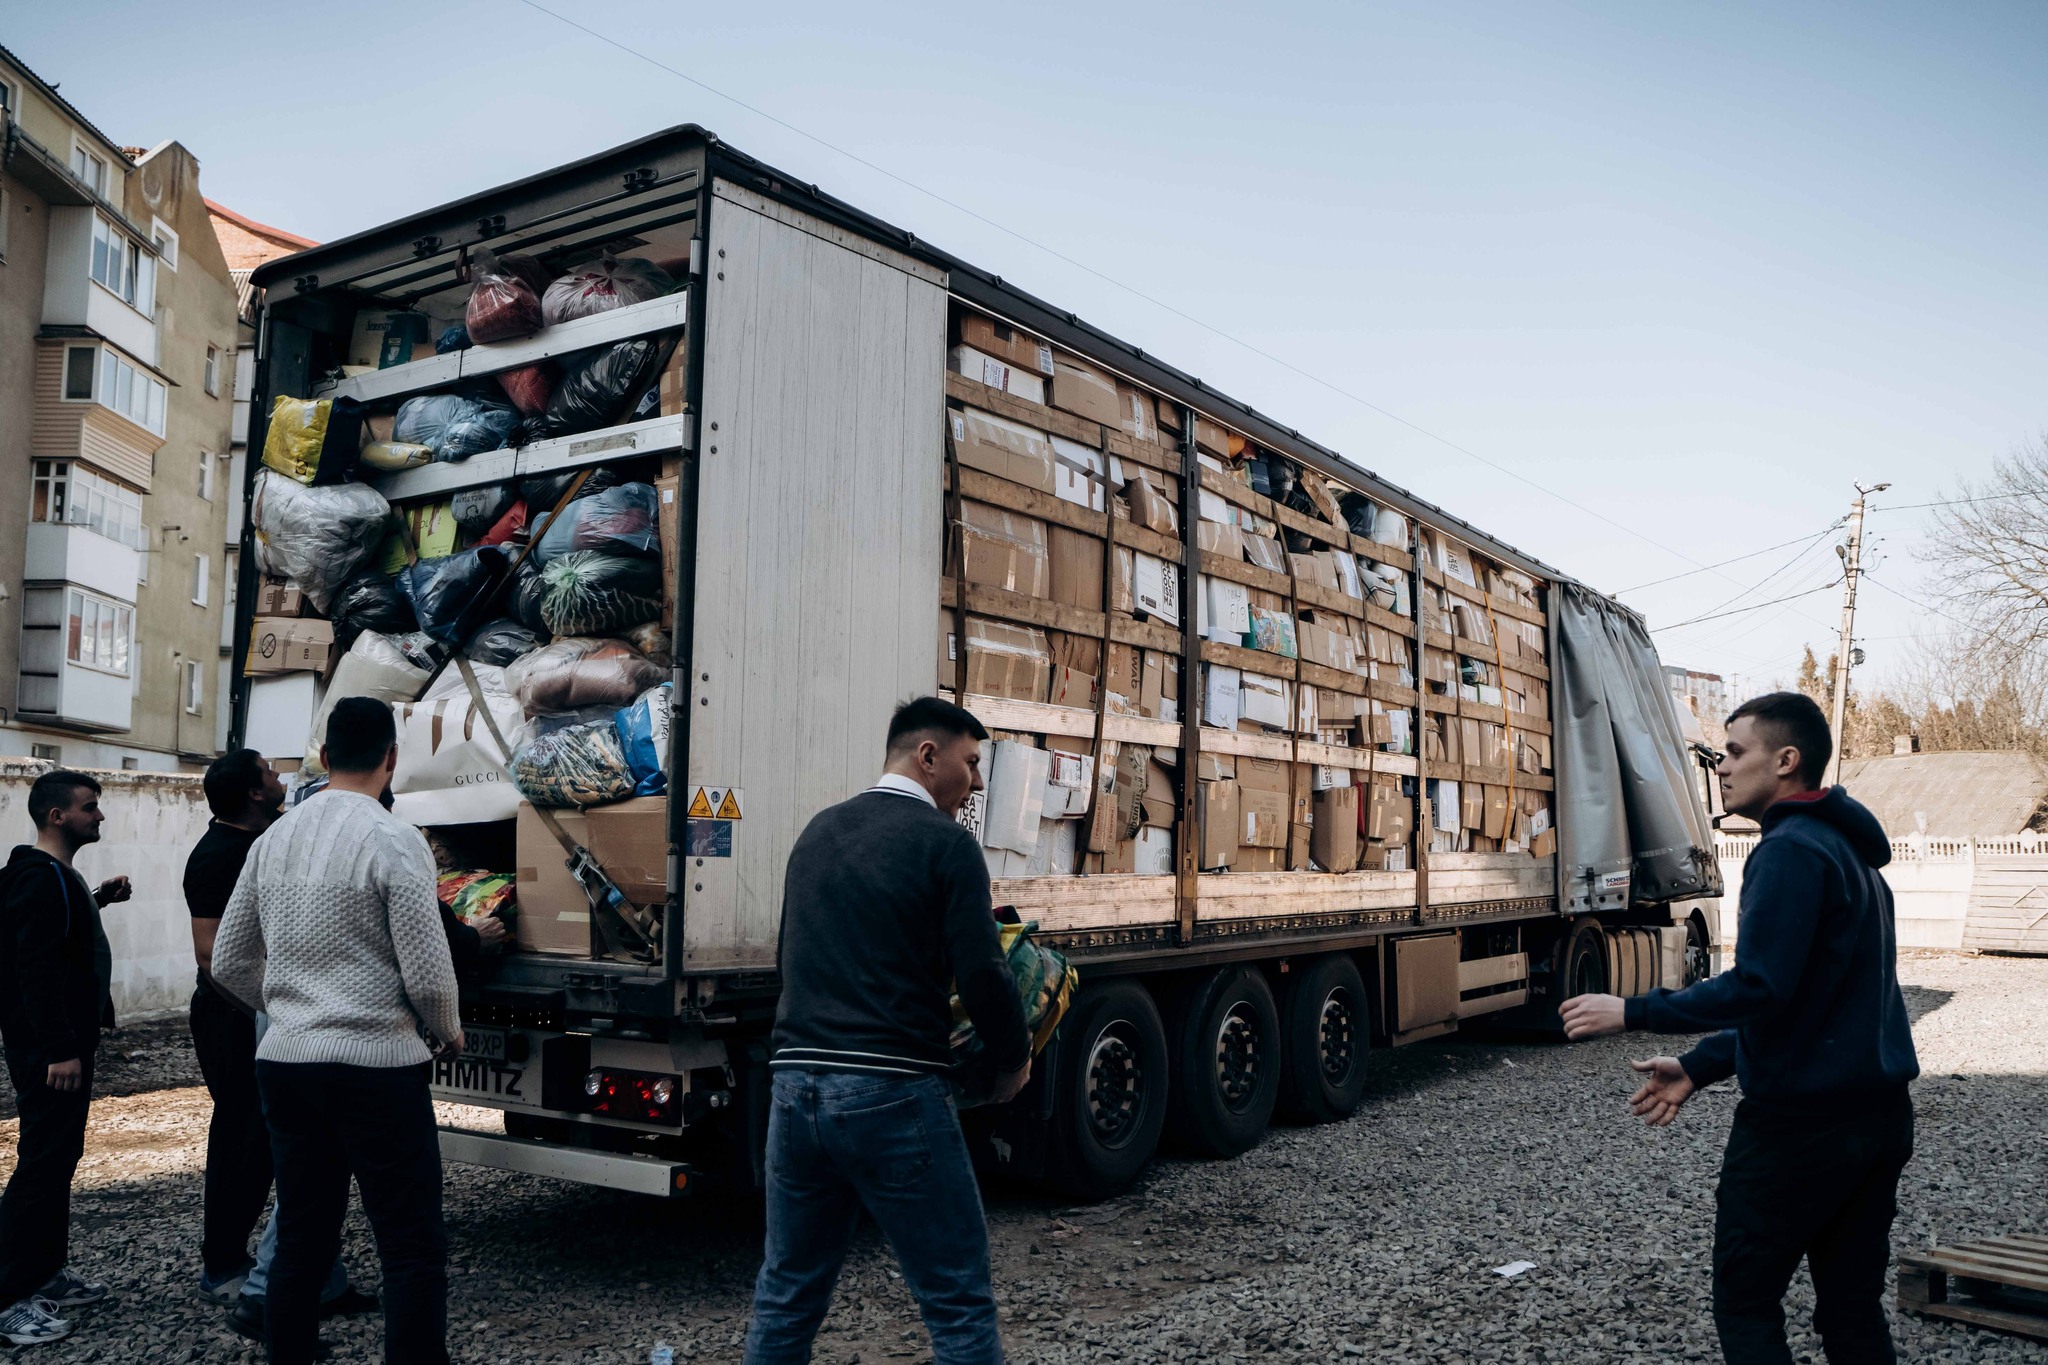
[478,499,529,548]
[497,362,554,414]
[465,248,548,343]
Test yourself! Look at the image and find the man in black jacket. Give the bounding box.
[0,770,131,1347]
[744,697,1030,1365]
[1561,691,1919,1364]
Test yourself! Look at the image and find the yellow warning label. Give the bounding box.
[715,789,743,820]
[686,787,715,818]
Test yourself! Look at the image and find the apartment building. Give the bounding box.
[0,44,239,770]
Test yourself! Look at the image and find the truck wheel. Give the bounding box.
[1166,965,1281,1158]
[1557,917,1609,1027]
[1046,979,1168,1201]
[1277,954,1369,1124]
[1683,912,1711,986]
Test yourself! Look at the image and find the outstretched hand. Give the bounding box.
[1628,1056,1695,1127]
[1559,992,1627,1040]
[94,876,132,908]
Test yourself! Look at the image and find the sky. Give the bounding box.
[13,0,2045,699]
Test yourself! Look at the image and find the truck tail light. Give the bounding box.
[582,1067,681,1123]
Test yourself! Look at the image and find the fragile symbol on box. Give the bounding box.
[686,786,743,820]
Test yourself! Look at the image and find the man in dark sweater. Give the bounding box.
[744,697,1030,1365]
[1561,691,1919,1364]
[0,770,131,1347]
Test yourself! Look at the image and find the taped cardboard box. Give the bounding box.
[1050,434,1107,512]
[254,580,309,617]
[1045,745,1096,818]
[1203,663,1242,728]
[246,617,336,676]
[1131,553,1180,622]
[1133,825,1175,875]
[951,345,1046,405]
[957,313,1055,377]
[948,406,1056,494]
[1243,533,1287,574]
[1483,784,1511,840]
[1126,475,1178,536]
[1199,780,1240,869]
[658,336,691,416]
[1051,631,1102,679]
[1140,651,1181,722]
[1461,781,1486,831]
[982,740,1050,855]
[953,501,1049,598]
[1197,521,1245,561]
[1106,643,1143,716]
[941,614,1051,703]
[1240,672,1290,729]
[1197,752,1238,782]
[514,802,593,956]
[1050,734,1121,853]
[1288,552,1341,593]
[1050,355,1121,425]
[1049,526,1104,612]
[1115,382,1158,442]
[1048,666,1098,711]
[1241,788,1290,849]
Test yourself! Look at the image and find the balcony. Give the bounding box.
[16,588,133,734]
[23,522,141,604]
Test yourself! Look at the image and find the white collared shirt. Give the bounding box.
[867,773,936,808]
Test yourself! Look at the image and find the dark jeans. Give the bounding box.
[192,987,272,1279]
[1713,1087,1915,1364]
[0,1046,93,1307]
[744,1071,1003,1365]
[256,1060,447,1365]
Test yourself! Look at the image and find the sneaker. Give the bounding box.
[34,1267,109,1308]
[197,1264,251,1305]
[225,1299,330,1360]
[0,1297,71,1346]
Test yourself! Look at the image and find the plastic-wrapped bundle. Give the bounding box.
[250,470,390,614]
[530,482,660,564]
[450,484,514,535]
[300,630,433,774]
[530,338,662,441]
[614,684,672,796]
[496,363,554,415]
[503,637,663,718]
[328,573,416,644]
[437,870,514,923]
[509,560,551,635]
[539,552,661,638]
[464,248,548,343]
[511,717,635,808]
[465,618,542,667]
[393,393,519,463]
[391,631,445,671]
[541,256,675,326]
[436,325,472,354]
[398,546,510,646]
[477,499,529,548]
[261,395,366,486]
[949,921,1076,1108]
[622,622,671,668]
[519,466,622,512]
[359,441,434,473]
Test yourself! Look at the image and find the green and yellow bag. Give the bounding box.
[261,394,366,486]
[949,917,1077,1107]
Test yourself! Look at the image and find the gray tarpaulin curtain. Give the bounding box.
[1554,583,1722,913]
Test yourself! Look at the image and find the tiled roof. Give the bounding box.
[207,199,317,272]
[1838,750,2048,838]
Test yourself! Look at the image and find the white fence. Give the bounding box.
[0,760,211,1019]
[1715,833,2048,953]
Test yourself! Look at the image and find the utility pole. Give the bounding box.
[1825,481,1888,786]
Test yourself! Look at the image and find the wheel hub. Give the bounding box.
[1214,1003,1262,1113]
[1085,1024,1143,1147]
[1317,989,1356,1083]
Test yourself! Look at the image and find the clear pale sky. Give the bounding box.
[15,1,2044,698]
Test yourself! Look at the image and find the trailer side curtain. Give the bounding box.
[1554,583,1722,913]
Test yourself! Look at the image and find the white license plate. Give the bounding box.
[466,1027,508,1062]
[431,1030,539,1109]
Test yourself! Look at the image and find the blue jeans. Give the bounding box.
[743,1071,1003,1365]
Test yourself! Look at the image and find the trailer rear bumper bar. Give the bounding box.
[437,1127,695,1198]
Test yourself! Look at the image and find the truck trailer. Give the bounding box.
[235,124,1723,1202]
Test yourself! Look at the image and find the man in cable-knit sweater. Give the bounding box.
[212,698,462,1365]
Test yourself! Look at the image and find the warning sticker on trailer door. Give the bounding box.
[686,786,743,820]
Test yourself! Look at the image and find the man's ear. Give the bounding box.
[1777,745,1803,779]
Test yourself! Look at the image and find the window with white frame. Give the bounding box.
[183,660,204,715]
[204,344,220,396]
[62,344,166,435]
[66,590,133,676]
[152,217,179,271]
[191,552,210,607]
[199,450,216,502]
[90,214,154,316]
[69,140,109,198]
[31,460,145,549]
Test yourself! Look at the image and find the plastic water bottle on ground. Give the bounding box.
[650,1346,674,1365]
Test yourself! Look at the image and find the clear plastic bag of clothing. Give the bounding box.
[530,482,660,564]
[502,637,663,718]
[464,248,548,344]
[541,256,674,326]
[393,393,520,462]
[249,470,390,615]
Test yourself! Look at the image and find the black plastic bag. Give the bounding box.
[394,393,520,463]
[509,560,552,635]
[519,465,624,513]
[530,483,660,564]
[398,546,511,646]
[532,338,663,441]
[465,618,543,667]
[329,573,417,645]
[538,551,662,637]
[1339,491,1376,539]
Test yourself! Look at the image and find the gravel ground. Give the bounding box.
[3,953,2043,1364]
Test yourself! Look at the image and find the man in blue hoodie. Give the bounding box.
[1561,691,1919,1365]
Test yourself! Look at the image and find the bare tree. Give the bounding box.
[1923,435,2048,658]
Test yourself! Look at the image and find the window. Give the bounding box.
[66,589,133,675]
[90,214,153,315]
[63,345,95,399]
[70,345,167,435]
[69,141,109,198]
[183,660,204,715]
[204,344,220,396]
[152,217,179,272]
[30,743,62,763]
[199,450,216,502]
[191,553,210,607]
[31,460,145,549]
[120,757,140,771]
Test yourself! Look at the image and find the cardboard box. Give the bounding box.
[1133,825,1174,875]
[1194,414,1230,456]
[1048,666,1098,712]
[942,614,1051,702]
[658,337,690,416]
[1106,643,1143,716]
[347,309,431,370]
[1483,784,1511,840]
[948,406,1055,493]
[365,411,396,444]
[1203,663,1242,728]
[1050,355,1122,424]
[244,672,319,760]
[1052,632,1102,678]
[1197,752,1237,782]
[1197,521,1245,562]
[1243,533,1287,573]
[1045,746,1096,818]
[958,313,1054,377]
[982,741,1050,855]
[1132,553,1180,622]
[1312,784,1361,871]
[1050,434,1107,511]
[1236,847,1285,874]
[1461,781,1487,831]
[1240,672,1290,729]
[1115,382,1158,442]
[1139,759,1177,829]
[1048,526,1104,613]
[1530,827,1558,859]
[1127,476,1178,536]
[1289,821,1313,872]
[245,617,335,676]
[514,803,594,956]
[1199,780,1241,869]
[1289,552,1341,593]
[951,345,1046,404]
[1241,788,1289,848]
[255,580,307,616]
[1204,577,1251,638]
[656,475,681,631]
[955,501,1049,599]
[1139,651,1181,722]
[1021,817,1081,877]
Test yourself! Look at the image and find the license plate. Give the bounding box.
[431,1029,539,1109]
[466,1027,508,1062]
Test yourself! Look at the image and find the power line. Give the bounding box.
[1651,578,1844,632]
[1663,527,1842,633]
[1614,521,1844,594]
[509,0,1810,585]
[1871,490,2035,513]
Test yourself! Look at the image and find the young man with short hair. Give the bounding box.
[744,697,1031,1365]
[1561,691,1919,1364]
[0,770,131,1346]
[212,700,462,1365]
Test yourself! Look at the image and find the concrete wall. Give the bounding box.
[0,759,207,1019]
[1717,836,2027,954]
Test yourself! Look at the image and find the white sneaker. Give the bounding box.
[0,1297,71,1346]
[36,1267,110,1308]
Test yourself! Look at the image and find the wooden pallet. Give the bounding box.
[1898,1234,2048,1342]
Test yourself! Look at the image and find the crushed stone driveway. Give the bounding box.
[3,953,2043,1363]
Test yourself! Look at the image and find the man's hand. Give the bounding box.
[45,1058,83,1092]
[992,1060,1032,1105]
[1560,993,1627,1040]
[94,876,132,908]
[1628,1056,1696,1127]
[474,917,510,952]
[432,1030,466,1061]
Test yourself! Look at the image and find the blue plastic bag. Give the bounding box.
[393,393,519,462]
[613,684,672,796]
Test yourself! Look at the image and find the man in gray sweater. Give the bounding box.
[212,698,462,1365]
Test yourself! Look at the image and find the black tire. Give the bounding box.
[1683,911,1712,987]
[1277,955,1370,1124]
[1557,917,1610,1029]
[1165,965,1282,1158]
[1045,979,1169,1201]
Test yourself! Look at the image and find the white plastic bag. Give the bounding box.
[301,632,432,773]
[250,469,390,614]
[541,256,674,326]
[389,690,527,825]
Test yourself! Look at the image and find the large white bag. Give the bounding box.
[389,691,525,824]
[301,632,431,774]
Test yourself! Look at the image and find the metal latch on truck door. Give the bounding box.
[566,845,660,961]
